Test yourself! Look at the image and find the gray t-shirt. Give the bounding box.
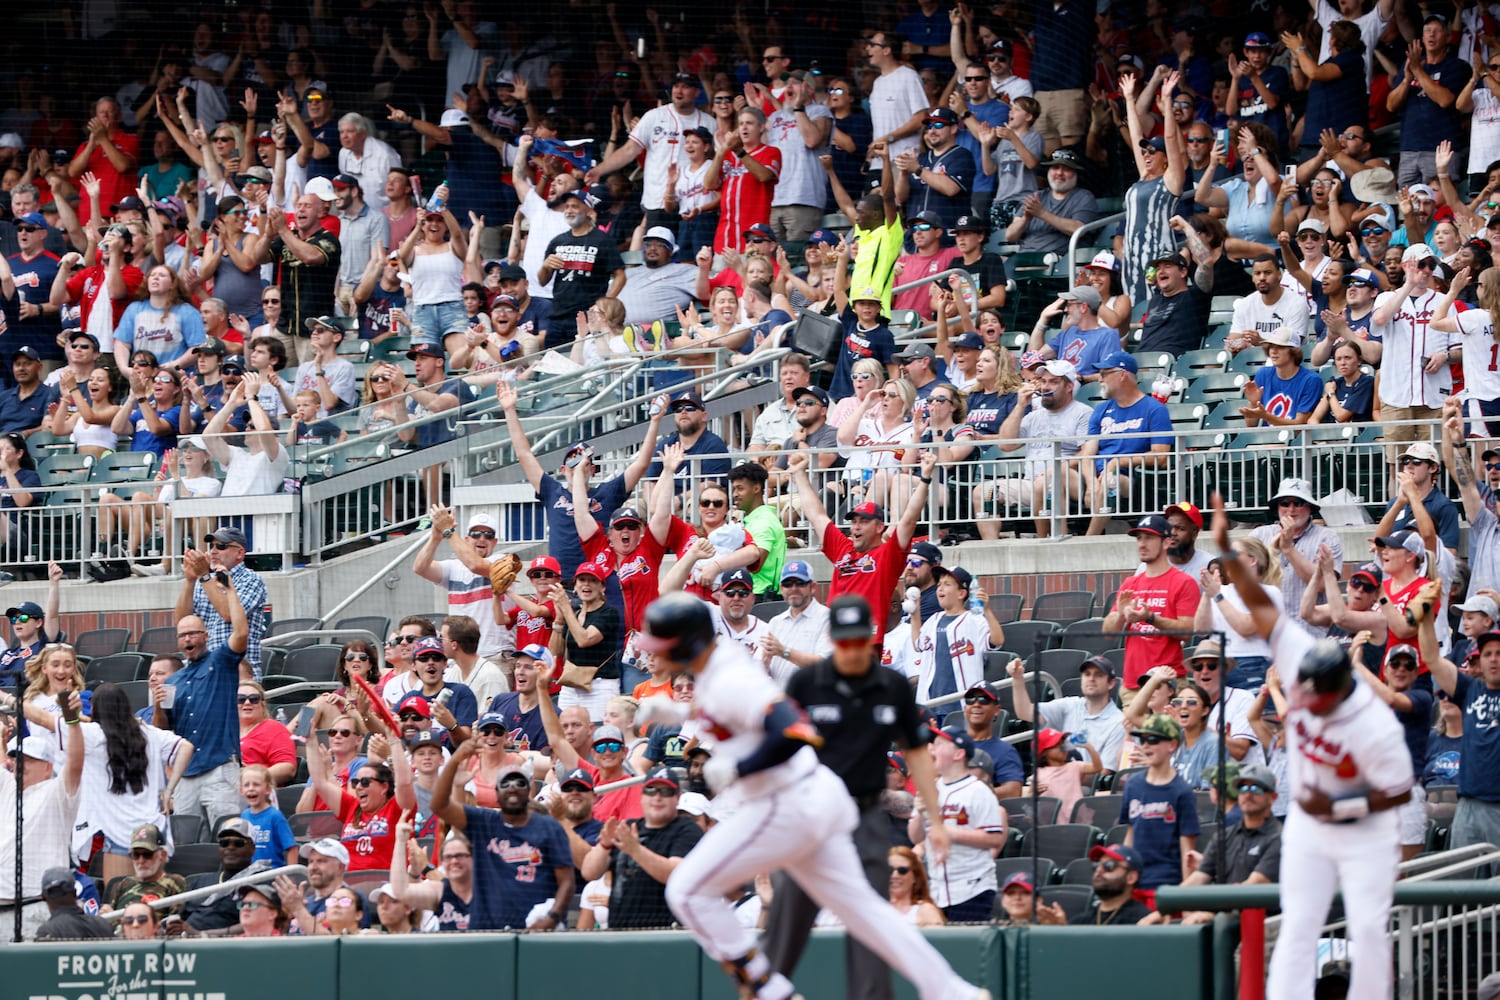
[992,131,1045,203]
[1018,399,1094,477]
[1018,187,1100,254]
[774,424,840,468]
[617,263,700,326]
[1469,487,1499,598]
[767,104,834,208]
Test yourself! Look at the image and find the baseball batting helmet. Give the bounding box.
[1294,638,1353,714]
[636,592,716,663]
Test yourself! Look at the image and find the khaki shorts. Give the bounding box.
[1035,89,1088,143]
[1381,405,1441,443]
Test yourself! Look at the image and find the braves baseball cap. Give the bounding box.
[910,540,943,565]
[1097,351,1139,374]
[1387,643,1420,664]
[1244,31,1274,47]
[131,824,166,851]
[716,568,756,593]
[928,723,975,761]
[1089,843,1143,870]
[951,332,985,351]
[780,559,814,584]
[965,680,1000,702]
[953,214,987,233]
[849,501,886,522]
[412,636,446,658]
[406,730,442,752]
[807,228,840,246]
[1128,514,1172,538]
[515,644,557,670]
[1037,728,1067,752]
[560,767,596,791]
[1080,654,1117,679]
[475,712,508,732]
[644,766,681,791]
[610,505,645,527]
[932,565,974,591]
[1002,871,1036,893]
[573,560,612,582]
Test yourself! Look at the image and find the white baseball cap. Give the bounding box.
[304,177,337,203]
[1402,243,1437,263]
[643,226,678,252]
[1041,359,1080,386]
[1086,251,1120,272]
[1260,327,1300,348]
[466,512,499,533]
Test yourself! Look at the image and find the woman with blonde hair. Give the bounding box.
[837,377,915,514]
[887,845,945,926]
[22,642,86,735]
[570,297,631,368]
[829,356,886,426]
[1194,542,1284,691]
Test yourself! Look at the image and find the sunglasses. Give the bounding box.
[1277,499,1309,508]
[928,396,954,405]
[890,864,912,874]
[1191,660,1219,670]
[642,785,678,797]
[153,374,177,384]
[1490,64,1500,71]
[121,914,154,925]
[1359,227,1386,236]
[350,776,384,788]
[416,654,447,663]
[1349,579,1378,592]
[221,208,246,217]
[700,498,727,508]
[883,391,902,398]
[986,54,1009,61]
[527,571,559,580]
[327,727,356,738]
[963,693,996,705]
[131,360,156,367]
[397,712,425,721]
[1170,698,1202,707]
[593,740,625,753]
[498,776,530,789]
[237,900,268,911]
[1486,462,1500,471]
[442,852,472,861]
[218,837,250,848]
[237,694,263,705]
[613,521,642,531]
[762,55,784,62]
[9,613,35,623]
[1416,259,1437,270]
[468,529,496,539]
[1398,457,1433,467]
[213,135,235,143]
[130,849,157,859]
[1097,858,1125,872]
[262,298,280,305]
[1172,100,1193,108]
[1236,782,1272,794]
[1297,233,1323,241]
[671,403,702,412]
[1388,660,1418,671]
[328,896,358,909]
[391,635,419,643]
[1339,132,1367,141]
[713,96,735,102]
[745,237,772,245]
[910,223,935,232]
[923,123,950,131]
[1135,734,1170,745]
[1184,137,1210,144]
[15,225,43,233]
[826,87,846,95]
[345,652,371,662]
[722,588,753,598]
[370,374,391,383]
[964,76,988,82]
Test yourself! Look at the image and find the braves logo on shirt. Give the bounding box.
[941,804,972,825]
[1293,723,1361,777]
[845,331,877,358]
[1128,799,1179,823]
[833,552,878,578]
[1265,392,1296,418]
[950,637,977,657]
[614,553,652,580]
[507,728,534,751]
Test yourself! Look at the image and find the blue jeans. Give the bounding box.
[1225,655,1270,691]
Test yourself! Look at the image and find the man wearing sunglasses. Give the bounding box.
[4,212,64,361]
[1040,844,1152,925]
[414,506,515,663]
[431,753,574,932]
[1166,762,1282,924]
[108,824,188,913]
[1385,441,1461,555]
[580,766,703,929]
[180,817,266,931]
[645,389,731,497]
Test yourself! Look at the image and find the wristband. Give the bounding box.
[1213,593,1225,603]
[63,718,80,726]
[441,527,455,538]
[919,475,933,484]
[1330,795,1370,822]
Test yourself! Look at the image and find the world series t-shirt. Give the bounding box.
[463,807,572,930]
[542,227,624,349]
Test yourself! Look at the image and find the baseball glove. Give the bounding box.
[489,553,522,594]
[1404,577,1443,628]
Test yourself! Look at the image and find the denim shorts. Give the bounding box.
[410,300,468,338]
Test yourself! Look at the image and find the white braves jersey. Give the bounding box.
[924,774,1005,907]
[1373,289,1453,408]
[712,607,771,662]
[913,610,996,703]
[691,640,819,804]
[1453,307,1500,403]
[629,105,716,210]
[1270,620,1415,809]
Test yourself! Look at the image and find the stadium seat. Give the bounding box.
[277,784,307,816]
[290,811,342,842]
[1000,620,1058,657]
[751,600,788,622]
[1040,885,1096,922]
[1029,591,1095,627]
[1104,823,1131,846]
[1059,857,1096,885]
[334,616,390,644]
[1179,372,1247,405]
[995,856,1056,888]
[1166,402,1207,430]
[89,451,156,485]
[1057,618,1113,657]
[135,626,179,657]
[998,796,1062,826]
[86,653,147,686]
[1226,348,1268,375]
[1029,823,1102,863]
[282,645,343,683]
[166,843,222,877]
[171,813,207,845]
[1069,796,1115,828]
[76,628,131,659]
[1026,648,1091,686]
[115,680,150,713]
[988,593,1023,624]
[1176,348,1228,373]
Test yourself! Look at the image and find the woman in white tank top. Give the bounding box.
[395,187,470,356]
[49,367,125,458]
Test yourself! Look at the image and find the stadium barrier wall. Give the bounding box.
[10,924,1220,1000]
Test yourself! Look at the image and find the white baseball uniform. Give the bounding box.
[1264,621,1415,1000]
[922,774,1006,908]
[664,640,983,1000]
[913,610,997,704]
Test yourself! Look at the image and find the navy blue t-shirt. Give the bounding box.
[404,682,479,729]
[409,377,474,448]
[485,692,550,754]
[463,807,572,930]
[1421,731,1461,787]
[1233,66,1292,148]
[972,735,1026,789]
[1300,51,1366,145]
[1395,687,1435,776]
[909,146,976,229]
[0,384,58,433]
[536,473,629,580]
[963,390,1015,438]
[1118,773,1200,889]
[829,308,896,399]
[646,431,731,491]
[1397,57,1471,152]
[1453,673,1500,802]
[1333,373,1375,422]
[1392,488,1461,552]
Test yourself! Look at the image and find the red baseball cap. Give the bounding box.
[1164,501,1203,530]
[396,694,431,718]
[1037,728,1066,752]
[527,556,562,577]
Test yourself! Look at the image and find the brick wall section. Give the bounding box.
[974,570,1129,619]
[62,609,176,644]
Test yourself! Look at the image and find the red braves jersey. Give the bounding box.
[583,518,697,633]
[713,144,781,253]
[513,599,556,649]
[66,264,144,331]
[822,522,910,635]
[1382,576,1438,675]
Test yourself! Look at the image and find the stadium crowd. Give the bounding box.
[0,0,1497,969]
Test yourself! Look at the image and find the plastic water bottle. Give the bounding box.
[967,591,984,615]
[275,707,288,724]
[424,179,447,214]
[1069,732,1088,746]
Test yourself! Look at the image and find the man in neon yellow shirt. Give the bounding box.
[820,147,902,313]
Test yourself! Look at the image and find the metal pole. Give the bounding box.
[315,533,432,627]
[1212,632,1229,885]
[12,672,23,943]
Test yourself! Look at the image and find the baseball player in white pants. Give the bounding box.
[1205,493,1414,1000]
[638,593,989,1000]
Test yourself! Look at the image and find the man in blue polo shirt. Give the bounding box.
[497,381,664,579]
[431,747,573,931]
[0,347,58,434]
[165,547,248,822]
[1079,351,1173,536]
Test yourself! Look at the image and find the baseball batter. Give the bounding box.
[1207,494,1415,1000]
[636,593,991,1000]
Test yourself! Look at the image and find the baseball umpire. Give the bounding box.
[764,594,951,999]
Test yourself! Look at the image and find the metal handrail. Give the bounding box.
[102,864,309,921]
[1065,211,1127,281]
[1158,870,1500,913]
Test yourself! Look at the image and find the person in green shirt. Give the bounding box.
[727,462,787,600]
[821,144,903,313]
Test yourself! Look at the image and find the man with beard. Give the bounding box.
[580,767,702,929]
[1103,515,1200,707]
[903,541,943,622]
[760,560,833,682]
[180,818,264,931]
[168,566,249,821]
[646,390,730,495]
[1252,478,1344,637]
[108,824,188,912]
[1030,287,1115,380]
[713,569,771,659]
[538,188,625,349]
[770,385,841,526]
[331,173,389,318]
[431,753,573,931]
[1005,149,1099,254]
[893,108,974,229]
[980,358,1093,539]
[1137,246,1213,358]
[1168,762,1283,924]
[617,227,699,326]
[1039,844,1154,924]
[414,507,515,662]
[1010,655,1125,774]
[1227,256,1309,355]
[287,838,355,930]
[549,768,605,871]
